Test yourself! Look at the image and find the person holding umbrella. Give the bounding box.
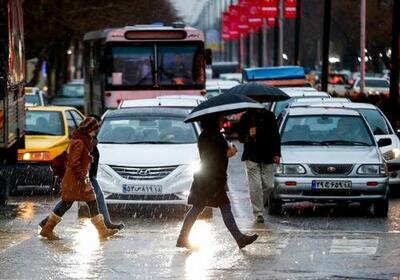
[226,83,287,223]
[177,93,262,249]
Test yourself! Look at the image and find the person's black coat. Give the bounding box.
[89,141,99,179]
[238,109,281,163]
[187,130,230,208]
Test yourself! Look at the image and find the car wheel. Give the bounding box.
[268,195,282,216]
[374,198,389,217]
[0,177,10,207]
[199,207,213,219]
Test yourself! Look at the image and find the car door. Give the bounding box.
[65,110,79,136]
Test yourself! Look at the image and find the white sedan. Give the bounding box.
[97,107,200,206]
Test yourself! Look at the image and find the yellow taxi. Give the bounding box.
[13,106,84,191]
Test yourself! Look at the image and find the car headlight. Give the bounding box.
[275,164,306,175]
[18,151,51,162]
[187,161,202,175]
[357,164,387,176]
[383,148,400,161]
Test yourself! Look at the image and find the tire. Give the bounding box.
[374,198,389,217]
[268,195,282,216]
[0,177,10,207]
[199,207,213,219]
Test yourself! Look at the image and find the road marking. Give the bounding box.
[329,237,379,255]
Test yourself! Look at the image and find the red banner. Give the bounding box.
[267,17,277,27]
[248,0,263,29]
[222,8,240,40]
[238,1,251,35]
[260,0,278,18]
[284,0,297,19]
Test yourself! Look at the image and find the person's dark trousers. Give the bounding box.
[178,204,243,242]
[39,200,100,226]
[91,177,113,226]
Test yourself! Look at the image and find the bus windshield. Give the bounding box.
[105,42,204,89]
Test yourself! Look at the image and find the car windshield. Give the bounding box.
[25,111,64,136]
[356,79,389,88]
[105,43,205,89]
[25,94,40,105]
[358,108,391,135]
[98,116,198,144]
[281,115,374,146]
[274,97,324,117]
[58,84,84,98]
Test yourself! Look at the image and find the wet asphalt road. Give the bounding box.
[1,142,400,279]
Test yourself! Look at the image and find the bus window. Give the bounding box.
[158,44,204,86]
[107,46,154,87]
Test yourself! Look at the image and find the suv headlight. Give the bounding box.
[383,148,400,161]
[275,164,306,175]
[357,164,387,176]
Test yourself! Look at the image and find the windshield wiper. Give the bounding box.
[321,140,371,146]
[25,130,58,136]
[282,140,322,145]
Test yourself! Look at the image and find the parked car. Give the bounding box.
[13,106,84,192]
[97,107,201,210]
[290,101,400,189]
[270,89,330,118]
[348,77,390,97]
[50,80,84,112]
[270,106,390,216]
[326,73,351,97]
[25,87,46,106]
[211,61,240,78]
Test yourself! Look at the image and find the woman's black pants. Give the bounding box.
[178,204,243,241]
[53,200,100,218]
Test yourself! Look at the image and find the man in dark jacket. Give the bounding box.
[238,109,281,223]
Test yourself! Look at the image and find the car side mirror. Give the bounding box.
[205,49,212,65]
[378,138,392,147]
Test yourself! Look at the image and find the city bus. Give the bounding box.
[0,0,25,205]
[83,23,211,115]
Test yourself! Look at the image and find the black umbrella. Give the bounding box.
[184,92,263,123]
[224,82,290,102]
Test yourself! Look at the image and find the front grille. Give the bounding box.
[107,193,182,201]
[309,164,353,175]
[110,165,178,180]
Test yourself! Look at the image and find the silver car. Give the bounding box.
[270,107,391,217]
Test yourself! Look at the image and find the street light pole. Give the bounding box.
[277,0,284,66]
[389,0,400,127]
[321,0,331,92]
[294,0,302,65]
[360,0,366,96]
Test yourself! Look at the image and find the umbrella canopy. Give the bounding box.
[224,82,290,102]
[184,92,264,123]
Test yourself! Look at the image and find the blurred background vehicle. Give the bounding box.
[25,87,46,106]
[50,79,85,112]
[205,79,240,99]
[347,77,390,98]
[211,61,240,78]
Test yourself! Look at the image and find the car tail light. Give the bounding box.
[18,151,51,162]
[285,181,297,186]
[105,92,112,97]
[223,120,232,129]
[367,181,379,187]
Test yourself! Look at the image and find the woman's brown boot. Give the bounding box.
[91,214,118,239]
[39,212,61,240]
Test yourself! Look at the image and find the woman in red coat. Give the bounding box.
[176,115,258,249]
[39,117,118,240]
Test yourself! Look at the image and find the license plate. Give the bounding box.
[122,184,162,194]
[311,180,352,190]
